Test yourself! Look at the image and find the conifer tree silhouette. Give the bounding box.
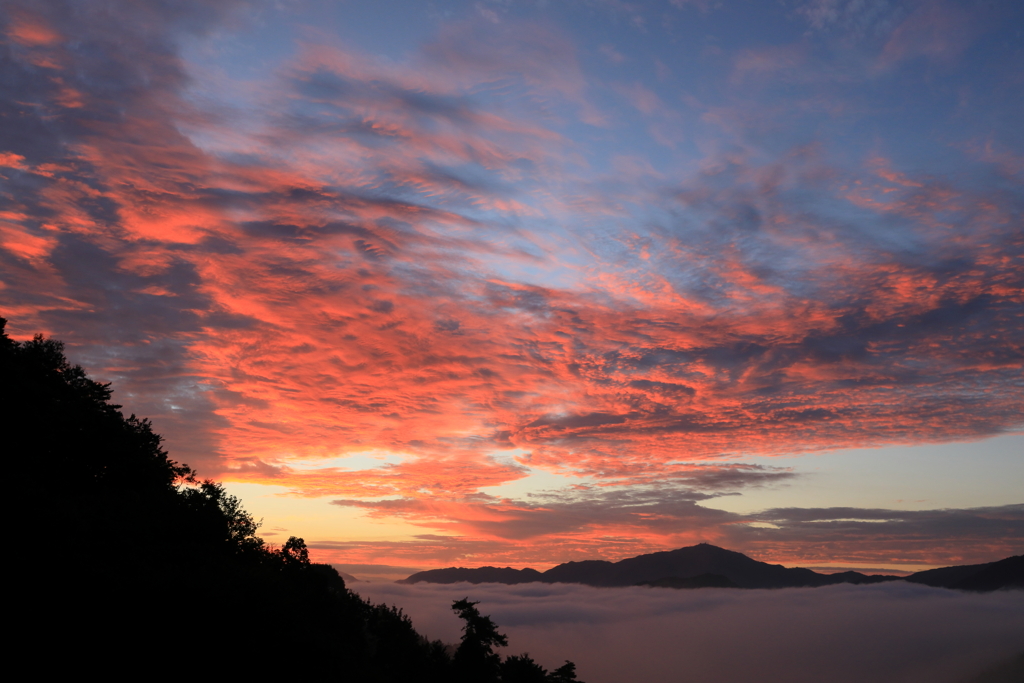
[452,598,509,682]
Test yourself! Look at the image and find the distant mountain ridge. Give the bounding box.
[905,554,1024,592]
[399,544,1023,592]
[637,573,739,589]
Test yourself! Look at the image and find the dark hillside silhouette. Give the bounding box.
[2,318,580,681]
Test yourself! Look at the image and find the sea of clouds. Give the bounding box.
[350,581,1024,683]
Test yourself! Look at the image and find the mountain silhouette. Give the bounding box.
[336,569,363,583]
[402,544,1022,592]
[399,566,546,585]
[637,573,739,589]
[908,555,1024,591]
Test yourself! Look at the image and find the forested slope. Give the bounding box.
[2,318,578,682]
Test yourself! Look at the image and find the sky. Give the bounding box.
[1,0,1022,573]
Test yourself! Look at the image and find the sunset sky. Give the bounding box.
[2,0,1021,574]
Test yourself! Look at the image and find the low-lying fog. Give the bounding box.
[350,581,1023,683]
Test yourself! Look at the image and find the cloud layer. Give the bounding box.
[351,581,1024,683]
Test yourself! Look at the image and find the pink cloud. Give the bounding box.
[878,0,977,68]
[731,43,807,84]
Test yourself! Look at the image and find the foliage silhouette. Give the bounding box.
[550,661,582,682]
[501,654,551,683]
[2,317,582,681]
[452,598,509,682]
[449,598,583,682]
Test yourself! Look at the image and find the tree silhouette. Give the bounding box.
[501,653,550,682]
[452,598,509,682]
[549,660,582,682]
[281,535,311,564]
[449,598,585,682]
